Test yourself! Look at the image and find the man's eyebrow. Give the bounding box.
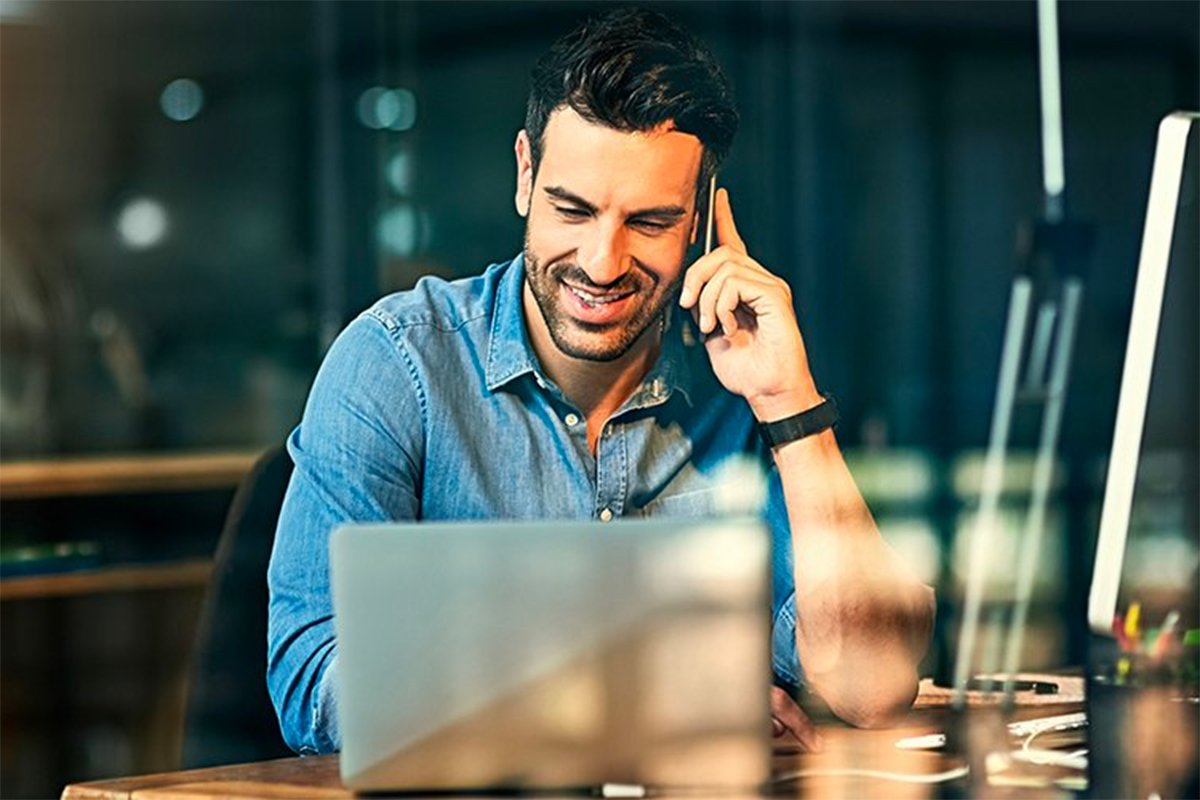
[629,205,688,221]
[544,186,598,214]
[543,186,688,220]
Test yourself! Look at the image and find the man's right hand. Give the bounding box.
[770,685,824,752]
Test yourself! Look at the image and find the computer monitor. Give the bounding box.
[1089,111,1198,636]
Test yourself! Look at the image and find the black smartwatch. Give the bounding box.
[757,394,839,450]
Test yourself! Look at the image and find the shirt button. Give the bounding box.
[565,413,580,426]
[599,508,614,522]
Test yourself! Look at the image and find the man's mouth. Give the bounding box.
[565,284,634,307]
[560,281,637,323]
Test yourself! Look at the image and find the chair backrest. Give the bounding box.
[181,443,295,768]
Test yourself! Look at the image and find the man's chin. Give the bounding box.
[547,331,633,362]
[546,314,658,362]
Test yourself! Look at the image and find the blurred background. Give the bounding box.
[1,1,1196,797]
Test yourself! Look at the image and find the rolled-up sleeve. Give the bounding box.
[267,312,425,754]
[765,467,803,686]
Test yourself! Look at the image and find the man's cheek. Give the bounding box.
[634,243,688,289]
[530,225,578,265]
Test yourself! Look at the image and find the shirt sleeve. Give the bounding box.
[267,312,425,754]
[765,465,804,687]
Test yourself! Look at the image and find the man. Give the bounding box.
[268,8,933,758]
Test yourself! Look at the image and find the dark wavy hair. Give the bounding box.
[525,8,738,214]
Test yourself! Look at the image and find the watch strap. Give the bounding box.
[757,394,839,449]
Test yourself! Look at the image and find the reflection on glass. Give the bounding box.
[953,449,1066,500]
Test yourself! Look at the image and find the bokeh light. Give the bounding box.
[160,78,204,122]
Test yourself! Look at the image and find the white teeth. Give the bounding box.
[568,286,624,306]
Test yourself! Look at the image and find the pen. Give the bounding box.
[967,677,1058,694]
[1124,602,1141,643]
[1152,610,1180,658]
[1112,612,1134,652]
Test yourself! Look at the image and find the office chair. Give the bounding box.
[181,443,295,768]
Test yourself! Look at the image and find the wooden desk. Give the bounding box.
[62,690,1086,800]
[61,756,347,800]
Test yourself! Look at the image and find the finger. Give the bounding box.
[680,246,776,310]
[695,263,733,335]
[678,248,742,309]
[713,273,776,336]
[770,687,825,753]
[708,269,783,336]
[714,275,747,336]
[696,263,772,335]
[715,188,747,255]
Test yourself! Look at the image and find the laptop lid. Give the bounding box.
[330,517,771,792]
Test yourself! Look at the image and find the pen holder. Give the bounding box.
[1086,638,1200,799]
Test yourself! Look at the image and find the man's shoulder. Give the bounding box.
[361,258,515,337]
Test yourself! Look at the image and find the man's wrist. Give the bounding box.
[748,384,823,423]
[757,394,839,451]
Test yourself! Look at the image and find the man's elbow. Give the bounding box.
[816,585,933,729]
[828,670,920,729]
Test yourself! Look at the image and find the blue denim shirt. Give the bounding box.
[267,255,802,755]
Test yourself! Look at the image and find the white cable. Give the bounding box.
[1013,746,1088,771]
[773,764,969,785]
[1008,711,1087,737]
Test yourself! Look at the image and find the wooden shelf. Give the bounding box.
[0,450,262,500]
[0,559,213,601]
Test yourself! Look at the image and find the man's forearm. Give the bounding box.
[772,427,934,728]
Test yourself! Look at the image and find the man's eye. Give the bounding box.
[554,206,590,219]
[632,219,671,232]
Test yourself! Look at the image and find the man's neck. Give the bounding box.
[521,281,660,423]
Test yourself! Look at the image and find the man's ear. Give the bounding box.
[514,130,534,218]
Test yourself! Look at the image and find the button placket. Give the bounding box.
[593,418,626,522]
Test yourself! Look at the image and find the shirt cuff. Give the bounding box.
[771,592,804,686]
[310,653,342,753]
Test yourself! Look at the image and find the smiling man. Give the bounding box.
[268,8,933,758]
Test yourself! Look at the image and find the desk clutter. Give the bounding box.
[1082,605,1200,800]
[913,673,1085,709]
[53,679,1095,799]
[1107,602,1200,690]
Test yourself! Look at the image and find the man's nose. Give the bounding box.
[578,222,631,287]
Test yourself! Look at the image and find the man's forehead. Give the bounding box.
[538,107,703,205]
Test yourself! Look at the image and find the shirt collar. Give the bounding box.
[485,253,542,391]
[484,252,696,407]
[638,304,695,408]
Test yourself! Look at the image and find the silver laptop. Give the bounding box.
[330,517,772,792]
